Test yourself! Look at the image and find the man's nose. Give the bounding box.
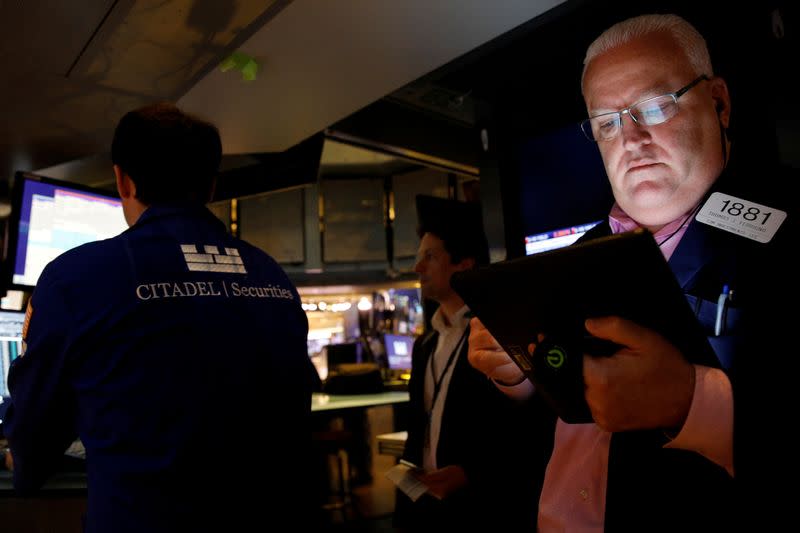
[620,112,651,147]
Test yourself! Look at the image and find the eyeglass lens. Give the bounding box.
[581,75,708,142]
[583,95,677,141]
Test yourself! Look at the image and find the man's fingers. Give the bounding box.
[585,316,652,349]
[468,347,510,368]
[469,316,486,331]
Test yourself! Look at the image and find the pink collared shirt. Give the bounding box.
[501,203,734,532]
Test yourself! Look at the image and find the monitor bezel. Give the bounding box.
[4,171,122,292]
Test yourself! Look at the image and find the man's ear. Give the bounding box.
[454,257,476,272]
[207,176,217,204]
[114,165,136,200]
[710,77,731,130]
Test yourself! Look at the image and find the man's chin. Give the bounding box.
[625,183,674,209]
[629,177,669,198]
[620,194,676,226]
[624,206,681,230]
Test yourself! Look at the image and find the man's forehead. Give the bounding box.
[418,234,447,252]
[418,242,445,254]
[583,32,690,110]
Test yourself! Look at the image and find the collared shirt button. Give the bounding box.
[579,489,589,500]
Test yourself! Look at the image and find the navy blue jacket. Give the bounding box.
[578,158,797,531]
[5,205,312,533]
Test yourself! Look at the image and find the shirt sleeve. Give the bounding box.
[664,365,733,476]
[4,273,79,493]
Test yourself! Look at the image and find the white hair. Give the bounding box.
[581,14,713,91]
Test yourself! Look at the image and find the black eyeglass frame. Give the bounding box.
[580,74,711,142]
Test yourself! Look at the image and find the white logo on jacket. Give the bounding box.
[180,244,247,274]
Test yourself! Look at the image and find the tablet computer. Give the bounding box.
[450,228,717,423]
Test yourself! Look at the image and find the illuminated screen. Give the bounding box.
[524,221,601,255]
[0,310,25,429]
[385,334,414,370]
[8,172,128,289]
[511,122,613,258]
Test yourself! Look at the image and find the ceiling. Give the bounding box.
[3,0,795,214]
[0,0,564,206]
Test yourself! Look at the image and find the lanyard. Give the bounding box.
[427,326,469,414]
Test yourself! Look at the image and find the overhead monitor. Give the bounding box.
[524,221,602,255]
[507,122,613,258]
[5,172,128,290]
[385,334,414,371]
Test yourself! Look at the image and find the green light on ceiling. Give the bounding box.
[220,51,258,81]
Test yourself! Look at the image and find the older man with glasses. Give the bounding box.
[469,12,797,531]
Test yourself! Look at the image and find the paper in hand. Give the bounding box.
[385,462,429,502]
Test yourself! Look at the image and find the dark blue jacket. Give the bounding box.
[5,205,312,533]
[579,158,797,531]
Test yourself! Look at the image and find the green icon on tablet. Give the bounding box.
[546,346,566,369]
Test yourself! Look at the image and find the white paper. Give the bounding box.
[385,462,429,502]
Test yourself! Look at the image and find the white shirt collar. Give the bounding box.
[431,304,470,335]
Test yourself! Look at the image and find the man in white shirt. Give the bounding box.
[393,195,553,531]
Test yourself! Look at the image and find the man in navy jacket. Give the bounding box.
[4,103,313,532]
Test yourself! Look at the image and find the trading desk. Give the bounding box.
[311,391,409,490]
[311,391,409,413]
[0,470,86,492]
[0,439,87,495]
[0,392,410,494]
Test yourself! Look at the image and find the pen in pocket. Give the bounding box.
[715,285,733,336]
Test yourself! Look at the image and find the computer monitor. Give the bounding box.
[385,334,414,371]
[0,309,26,433]
[325,342,360,370]
[524,221,602,255]
[506,122,613,258]
[5,171,128,290]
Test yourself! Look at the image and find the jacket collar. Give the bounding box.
[129,204,226,232]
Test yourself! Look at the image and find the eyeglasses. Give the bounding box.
[580,75,709,142]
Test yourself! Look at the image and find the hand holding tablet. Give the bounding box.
[452,229,716,423]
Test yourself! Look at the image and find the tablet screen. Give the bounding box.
[451,229,717,422]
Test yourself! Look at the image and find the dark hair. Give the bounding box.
[111,102,222,205]
[417,220,490,267]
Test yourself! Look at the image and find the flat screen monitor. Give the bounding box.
[5,172,128,290]
[385,334,414,371]
[325,342,360,369]
[0,309,26,433]
[524,220,602,255]
[508,122,613,258]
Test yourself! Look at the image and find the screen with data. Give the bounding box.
[385,334,414,370]
[524,220,602,255]
[0,310,25,429]
[510,123,613,258]
[7,172,128,289]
